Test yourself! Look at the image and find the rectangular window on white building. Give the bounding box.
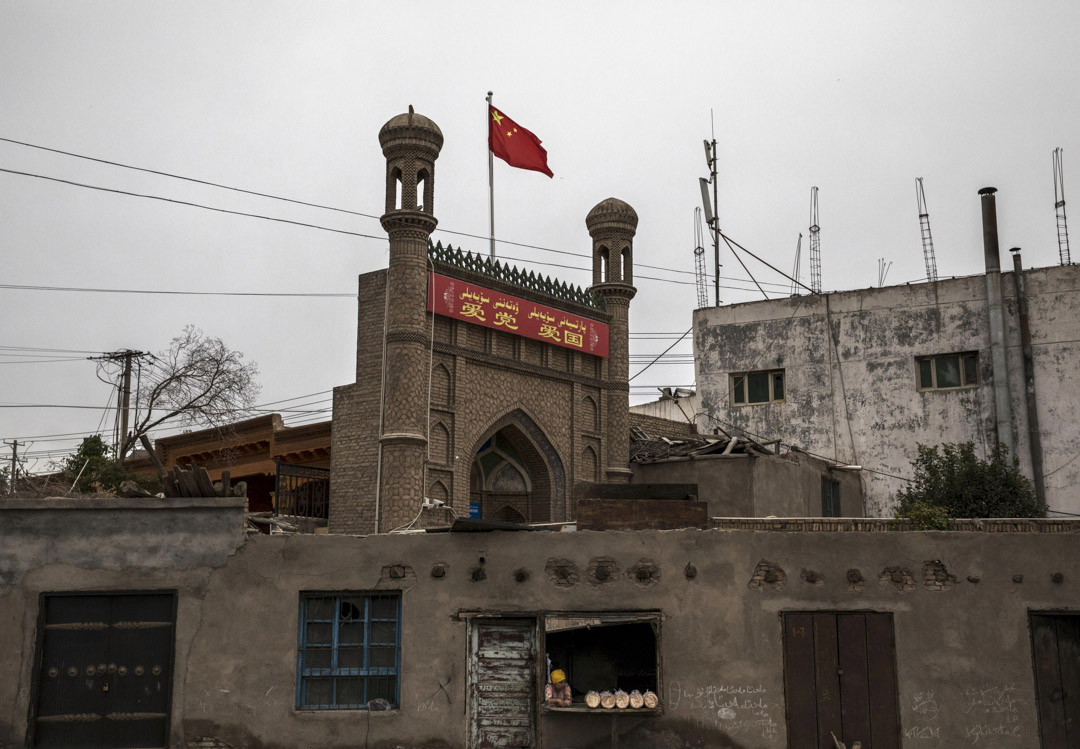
[731,369,785,405]
[916,353,979,391]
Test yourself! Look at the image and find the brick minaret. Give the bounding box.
[587,198,638,483]
[377,107,442,531]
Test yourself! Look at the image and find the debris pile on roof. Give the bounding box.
[630,428,780,463]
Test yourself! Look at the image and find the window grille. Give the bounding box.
[297,592,401,710]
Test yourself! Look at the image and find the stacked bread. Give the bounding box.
[582,688,659,709]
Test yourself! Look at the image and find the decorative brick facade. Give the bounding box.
[330,108,637,534]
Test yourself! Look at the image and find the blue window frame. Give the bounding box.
[821,478,841,517]
[297,592,401,710]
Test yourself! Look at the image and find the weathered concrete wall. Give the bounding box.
[631,450,862,517]
[693,264,1080,516]
[630,392,702,426]
[4,499,1079,748]
[633,455,756,516]
[0,497,246,747]
[628,410,697,440]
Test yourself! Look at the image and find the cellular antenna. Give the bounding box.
[694,207,709,309]
[916,177,939,282]
[699,109,721,305]
[790,233,803,297]
[1054,147,1071,265]
[809,186,822,294]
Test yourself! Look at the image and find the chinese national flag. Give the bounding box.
[489,107,553,178]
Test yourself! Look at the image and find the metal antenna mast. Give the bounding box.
[790,233,803,297]
[877,258,893,287]
[809,186,822,294]
[916,177,939,282]
[699,110,721,306]
[1054,147,1071,265]
[693,207,709,309]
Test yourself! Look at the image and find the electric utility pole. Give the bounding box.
[4,440,25,495]
[88,349,152,459]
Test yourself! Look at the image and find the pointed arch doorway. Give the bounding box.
[468,411,565,523]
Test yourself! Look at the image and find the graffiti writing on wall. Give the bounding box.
[905,684,1026,745]
[668,681,778,740]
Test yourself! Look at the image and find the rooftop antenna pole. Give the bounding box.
[699,110,721,306]
[487,91,496,258]
[877,258,892,287]
[790,233,803,297]
[809,186,822,293]
[693,208,709,309]
[916,177,939,282]
[1054,147,1071,265]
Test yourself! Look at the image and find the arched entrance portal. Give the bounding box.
[468,412,565,523]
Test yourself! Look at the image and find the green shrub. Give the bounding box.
[63,436,132,494]
[895,442,1044,522]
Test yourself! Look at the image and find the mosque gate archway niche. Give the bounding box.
[467,409,566,523]
[329,107,638,534]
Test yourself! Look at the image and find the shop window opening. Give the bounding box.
[542,614,660,712]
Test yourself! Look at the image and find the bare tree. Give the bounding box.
[120,326,260,458]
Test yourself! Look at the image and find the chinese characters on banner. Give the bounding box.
[427,273,609,358]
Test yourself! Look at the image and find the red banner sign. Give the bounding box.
[427,273,609,357]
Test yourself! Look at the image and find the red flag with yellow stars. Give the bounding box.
[489,106,553,178]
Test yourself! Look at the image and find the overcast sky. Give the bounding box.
[2,1,1079,473]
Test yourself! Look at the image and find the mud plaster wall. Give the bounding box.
[4,499,1080,748]
[693,265,1080,516]
[631,451,862,518]
[0,497,246,748]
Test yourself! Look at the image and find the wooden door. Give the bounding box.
[1031,613,1080,748]
[468,618,537,748]
[782,612,900,748]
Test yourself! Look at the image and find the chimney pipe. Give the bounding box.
[1010,247,1046,504]
[979,187,1014,454]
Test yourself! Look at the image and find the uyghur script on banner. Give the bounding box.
[426,273,609,358]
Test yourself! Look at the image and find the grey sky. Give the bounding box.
[3,1,1078,472]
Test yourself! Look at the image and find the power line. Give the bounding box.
[0,169,787,292]
[0,271,780,297]
[0,358,89,364]
[0,136,791,288]
[0,282,354,298]
[0,166,387,241]
[0,403,330,414]
[0,347,106,356]
[629,328,693,382]
[704,415,912,483]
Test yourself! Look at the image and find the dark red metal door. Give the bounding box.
[1031,613,1080,748]
[33,593,176,748]
[782,612,900,748]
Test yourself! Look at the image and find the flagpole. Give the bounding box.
[486,91,496,259]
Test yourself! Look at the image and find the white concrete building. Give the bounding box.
[693,259,1080,516]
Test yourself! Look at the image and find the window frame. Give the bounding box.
[296,591,402,711]
[821,478,841,517]
[730,369,786,406]
[916,352,980,391]
[539,610,663,714]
